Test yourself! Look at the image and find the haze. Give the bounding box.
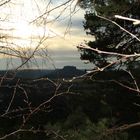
[0,0,94,70]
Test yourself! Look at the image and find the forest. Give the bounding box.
[0,0,140,140]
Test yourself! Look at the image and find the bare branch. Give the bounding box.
[0,0,11,7]
[115,15,140,25]
[97,14,140,42]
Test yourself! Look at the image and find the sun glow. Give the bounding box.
[14,21,33,38]
[0,0,56,48]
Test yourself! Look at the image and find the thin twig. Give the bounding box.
[97,14,140,42]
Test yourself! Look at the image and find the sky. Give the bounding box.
[0,0,94,70]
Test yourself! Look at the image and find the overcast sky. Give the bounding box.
[0,0,94,70]
[44,0,94,69]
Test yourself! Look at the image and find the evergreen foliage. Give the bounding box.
[78,0,140,69]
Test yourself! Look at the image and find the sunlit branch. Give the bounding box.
[78,43,140,58]
[115,15,140,25]
[97,14,140,42]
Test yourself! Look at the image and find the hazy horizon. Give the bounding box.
[0,0,94,70]
[0,49,94,70]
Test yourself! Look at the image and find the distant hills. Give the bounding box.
[46,66,86,79]
[0,66,86,79]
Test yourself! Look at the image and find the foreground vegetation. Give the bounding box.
[0,70,140,139]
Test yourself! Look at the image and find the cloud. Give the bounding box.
[46,8,93,45]
[0,0,94,69]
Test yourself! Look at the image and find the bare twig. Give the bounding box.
[0,0,11,7]
[97,14,140,42]
[106,122,140,134]
[5,79,20,114]
[78,43,140,57]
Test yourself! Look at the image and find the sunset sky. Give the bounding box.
[0,0,94,70]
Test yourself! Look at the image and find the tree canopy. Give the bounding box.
[78,0,140,69]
